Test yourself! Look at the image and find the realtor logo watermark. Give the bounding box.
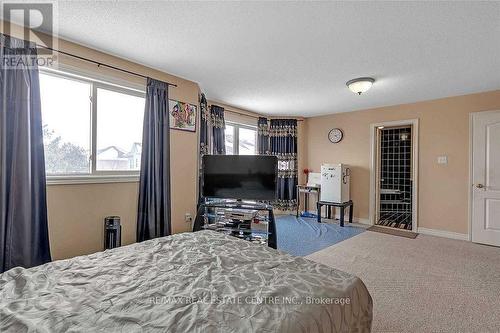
[2,1,57,68]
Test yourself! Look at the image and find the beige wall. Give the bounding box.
[46,183,139,260]
[305,90,500,234]
[209,100,262,126]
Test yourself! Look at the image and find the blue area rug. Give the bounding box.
[275,215,365,256]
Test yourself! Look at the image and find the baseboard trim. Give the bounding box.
[417,227,469,241]
[306,211,469,240]
[305,210,371,225]
[337,215,371,225]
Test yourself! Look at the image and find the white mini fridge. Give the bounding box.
[320,164,351,203]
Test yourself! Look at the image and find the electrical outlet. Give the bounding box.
[184,213,192,223]
[437,156,448,165]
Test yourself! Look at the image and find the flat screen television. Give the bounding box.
[202,155,278,201]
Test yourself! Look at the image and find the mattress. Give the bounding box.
[0,231,372,332]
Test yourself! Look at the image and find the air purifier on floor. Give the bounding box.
[104,216,121,250]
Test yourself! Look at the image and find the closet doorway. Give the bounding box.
[369,119,419,232]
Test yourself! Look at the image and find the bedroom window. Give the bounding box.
[224,122,257,155]
[95,88,144,171]
[40,73,92,175]
[40,69,145,183]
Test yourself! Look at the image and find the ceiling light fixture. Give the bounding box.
[346,77,375,95]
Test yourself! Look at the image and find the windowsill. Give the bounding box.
[46,174,140,185]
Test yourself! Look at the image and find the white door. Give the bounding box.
[472,111,500,246]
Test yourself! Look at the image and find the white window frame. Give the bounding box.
[40,68,146,185]
[226,121,257,155]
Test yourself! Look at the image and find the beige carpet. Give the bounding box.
[306,232,500,332]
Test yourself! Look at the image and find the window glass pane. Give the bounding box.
[225,125,234,155]
[40,73,91,174]
[239,127,256,155]
[96,88,145,171]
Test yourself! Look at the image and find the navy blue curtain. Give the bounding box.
[257,117,269,155]
[137,78,171,241]
[198,93,209,202]
[0,34,51,272]
[210,105,226,155]
[269,119,298,210]
[199,93,210,156]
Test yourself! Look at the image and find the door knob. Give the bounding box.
[476,184,484,189]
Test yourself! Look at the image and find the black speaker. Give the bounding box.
[104,216,121,250]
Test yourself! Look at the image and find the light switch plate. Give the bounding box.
[437,156,448,165]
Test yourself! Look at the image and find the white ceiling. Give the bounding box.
[50,1,500,116]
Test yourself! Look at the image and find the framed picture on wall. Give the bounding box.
[168,100,197,132]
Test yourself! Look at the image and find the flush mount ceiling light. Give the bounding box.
[346,77,375,95]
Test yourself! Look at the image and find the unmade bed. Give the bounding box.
[0,231,372,332]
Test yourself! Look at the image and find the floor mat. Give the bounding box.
[377,212,412,230]
[367,225,418,238]
[275,215,365,256]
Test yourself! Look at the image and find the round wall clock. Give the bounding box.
[328,128,344,143]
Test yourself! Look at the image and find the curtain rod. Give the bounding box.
[214,105,304,122]
[39,46,178,87]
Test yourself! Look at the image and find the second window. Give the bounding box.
[224,122,257,155]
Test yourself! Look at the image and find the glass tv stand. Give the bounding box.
[193,199,277,249]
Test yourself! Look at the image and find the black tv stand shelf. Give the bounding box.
[193,200,277,249]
